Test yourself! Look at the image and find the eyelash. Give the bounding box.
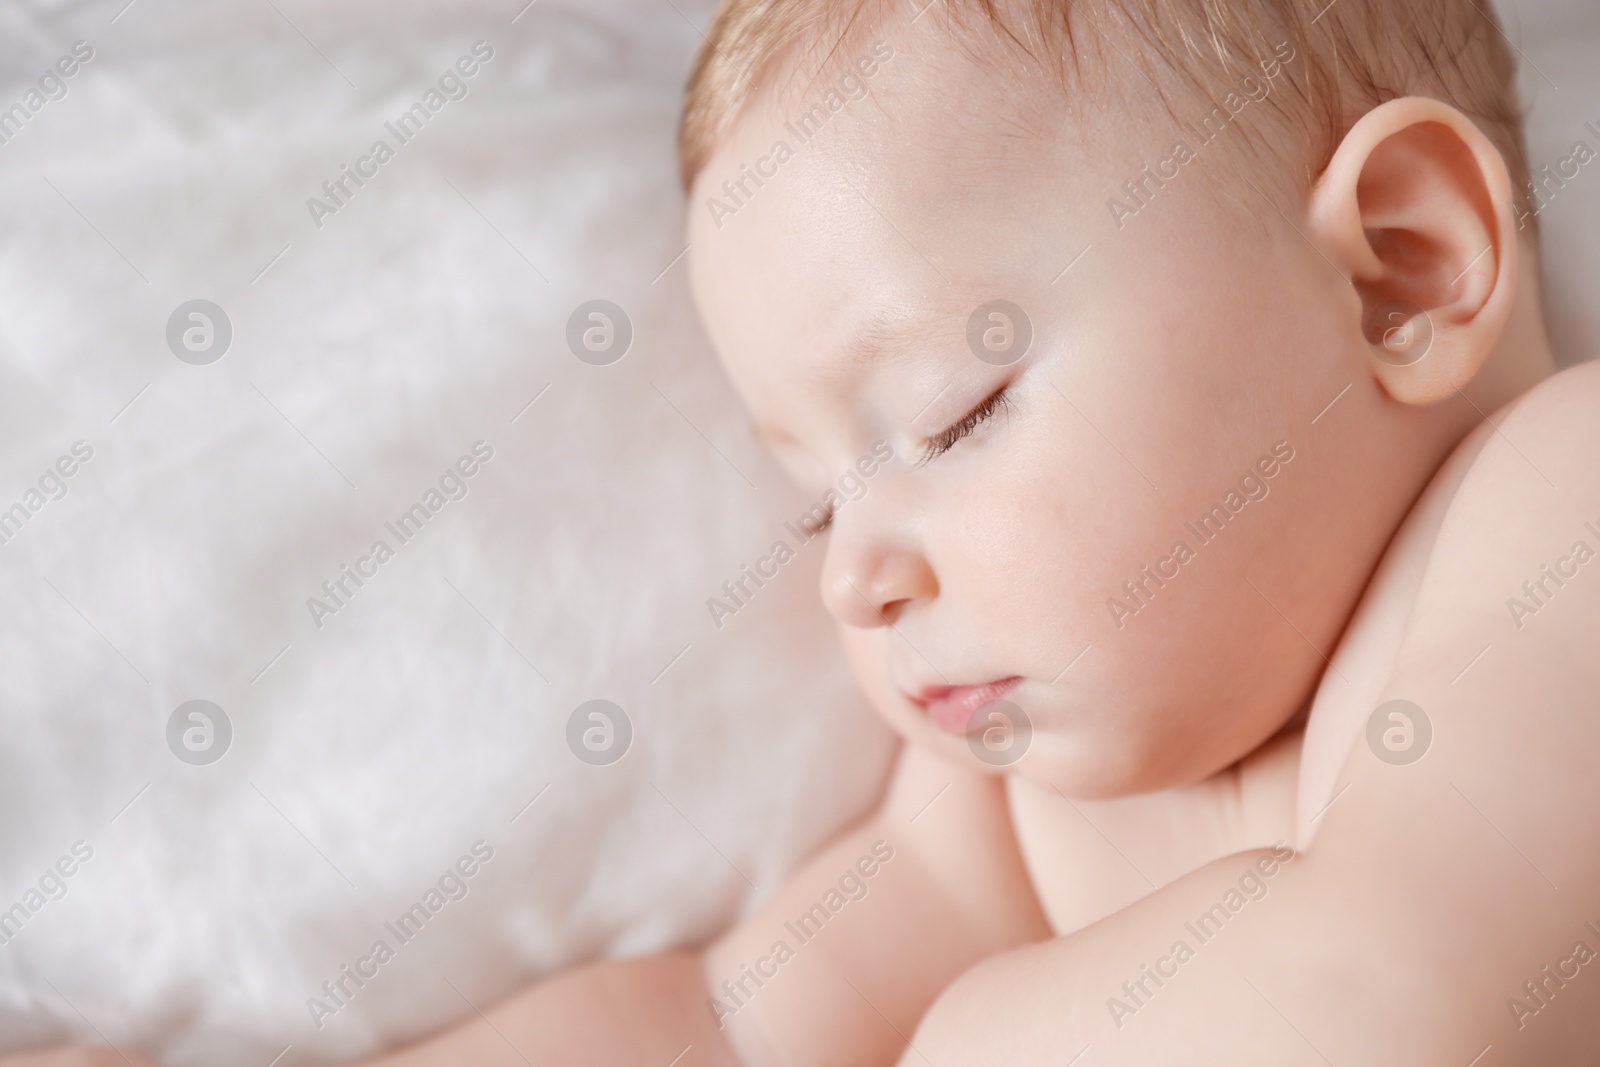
[918,387,1011,466]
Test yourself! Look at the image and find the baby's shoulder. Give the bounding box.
[1458,358,1600,499]
[1407,360,1600,653]
[1273,366,1600,1033]
[1495,357,1600,435]
[1297,362,1600,842]
[1359,360,1600,824]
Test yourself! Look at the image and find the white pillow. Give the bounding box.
[0,1,894,1063]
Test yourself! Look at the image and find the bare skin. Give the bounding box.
[11,8,1598,1067]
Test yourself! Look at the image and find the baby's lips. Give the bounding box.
[909,677,1022,735]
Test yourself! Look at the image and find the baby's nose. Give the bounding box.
[820,539,939,628]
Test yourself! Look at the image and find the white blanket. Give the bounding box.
[0,0,1592,1063]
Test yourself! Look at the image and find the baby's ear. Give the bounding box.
[1307,97,1519,405]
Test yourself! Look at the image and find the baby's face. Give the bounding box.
[688,27,1446,796]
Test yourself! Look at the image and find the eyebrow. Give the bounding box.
[748,312,950,446]
[841,313,947,368]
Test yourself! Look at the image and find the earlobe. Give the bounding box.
[1306,98,1518,406]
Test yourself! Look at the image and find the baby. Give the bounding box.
[389,0,1600,1063]
[16,0,1598,1064]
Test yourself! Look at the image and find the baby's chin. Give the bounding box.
[866,688,1196,798]
[1011,731,1175,799]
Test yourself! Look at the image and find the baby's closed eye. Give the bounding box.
[918,386,1011,466]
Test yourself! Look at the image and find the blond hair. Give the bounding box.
[679,0,1534,226]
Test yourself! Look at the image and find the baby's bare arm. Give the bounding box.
[901,367,1600,1065]
[355,951,739,1067]
[361,743,1049,1067]
[706,742,1050,1066]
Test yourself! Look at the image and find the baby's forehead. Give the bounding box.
[708,83,1083,308]
[755,20,1096,156]
[737,38,1106,228]
[683,0,1532,241]
[694,30,1130,342]
[689,0,1290,195]
[736,14,1299,243]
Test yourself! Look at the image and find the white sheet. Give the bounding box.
[0,0,1593,1063]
